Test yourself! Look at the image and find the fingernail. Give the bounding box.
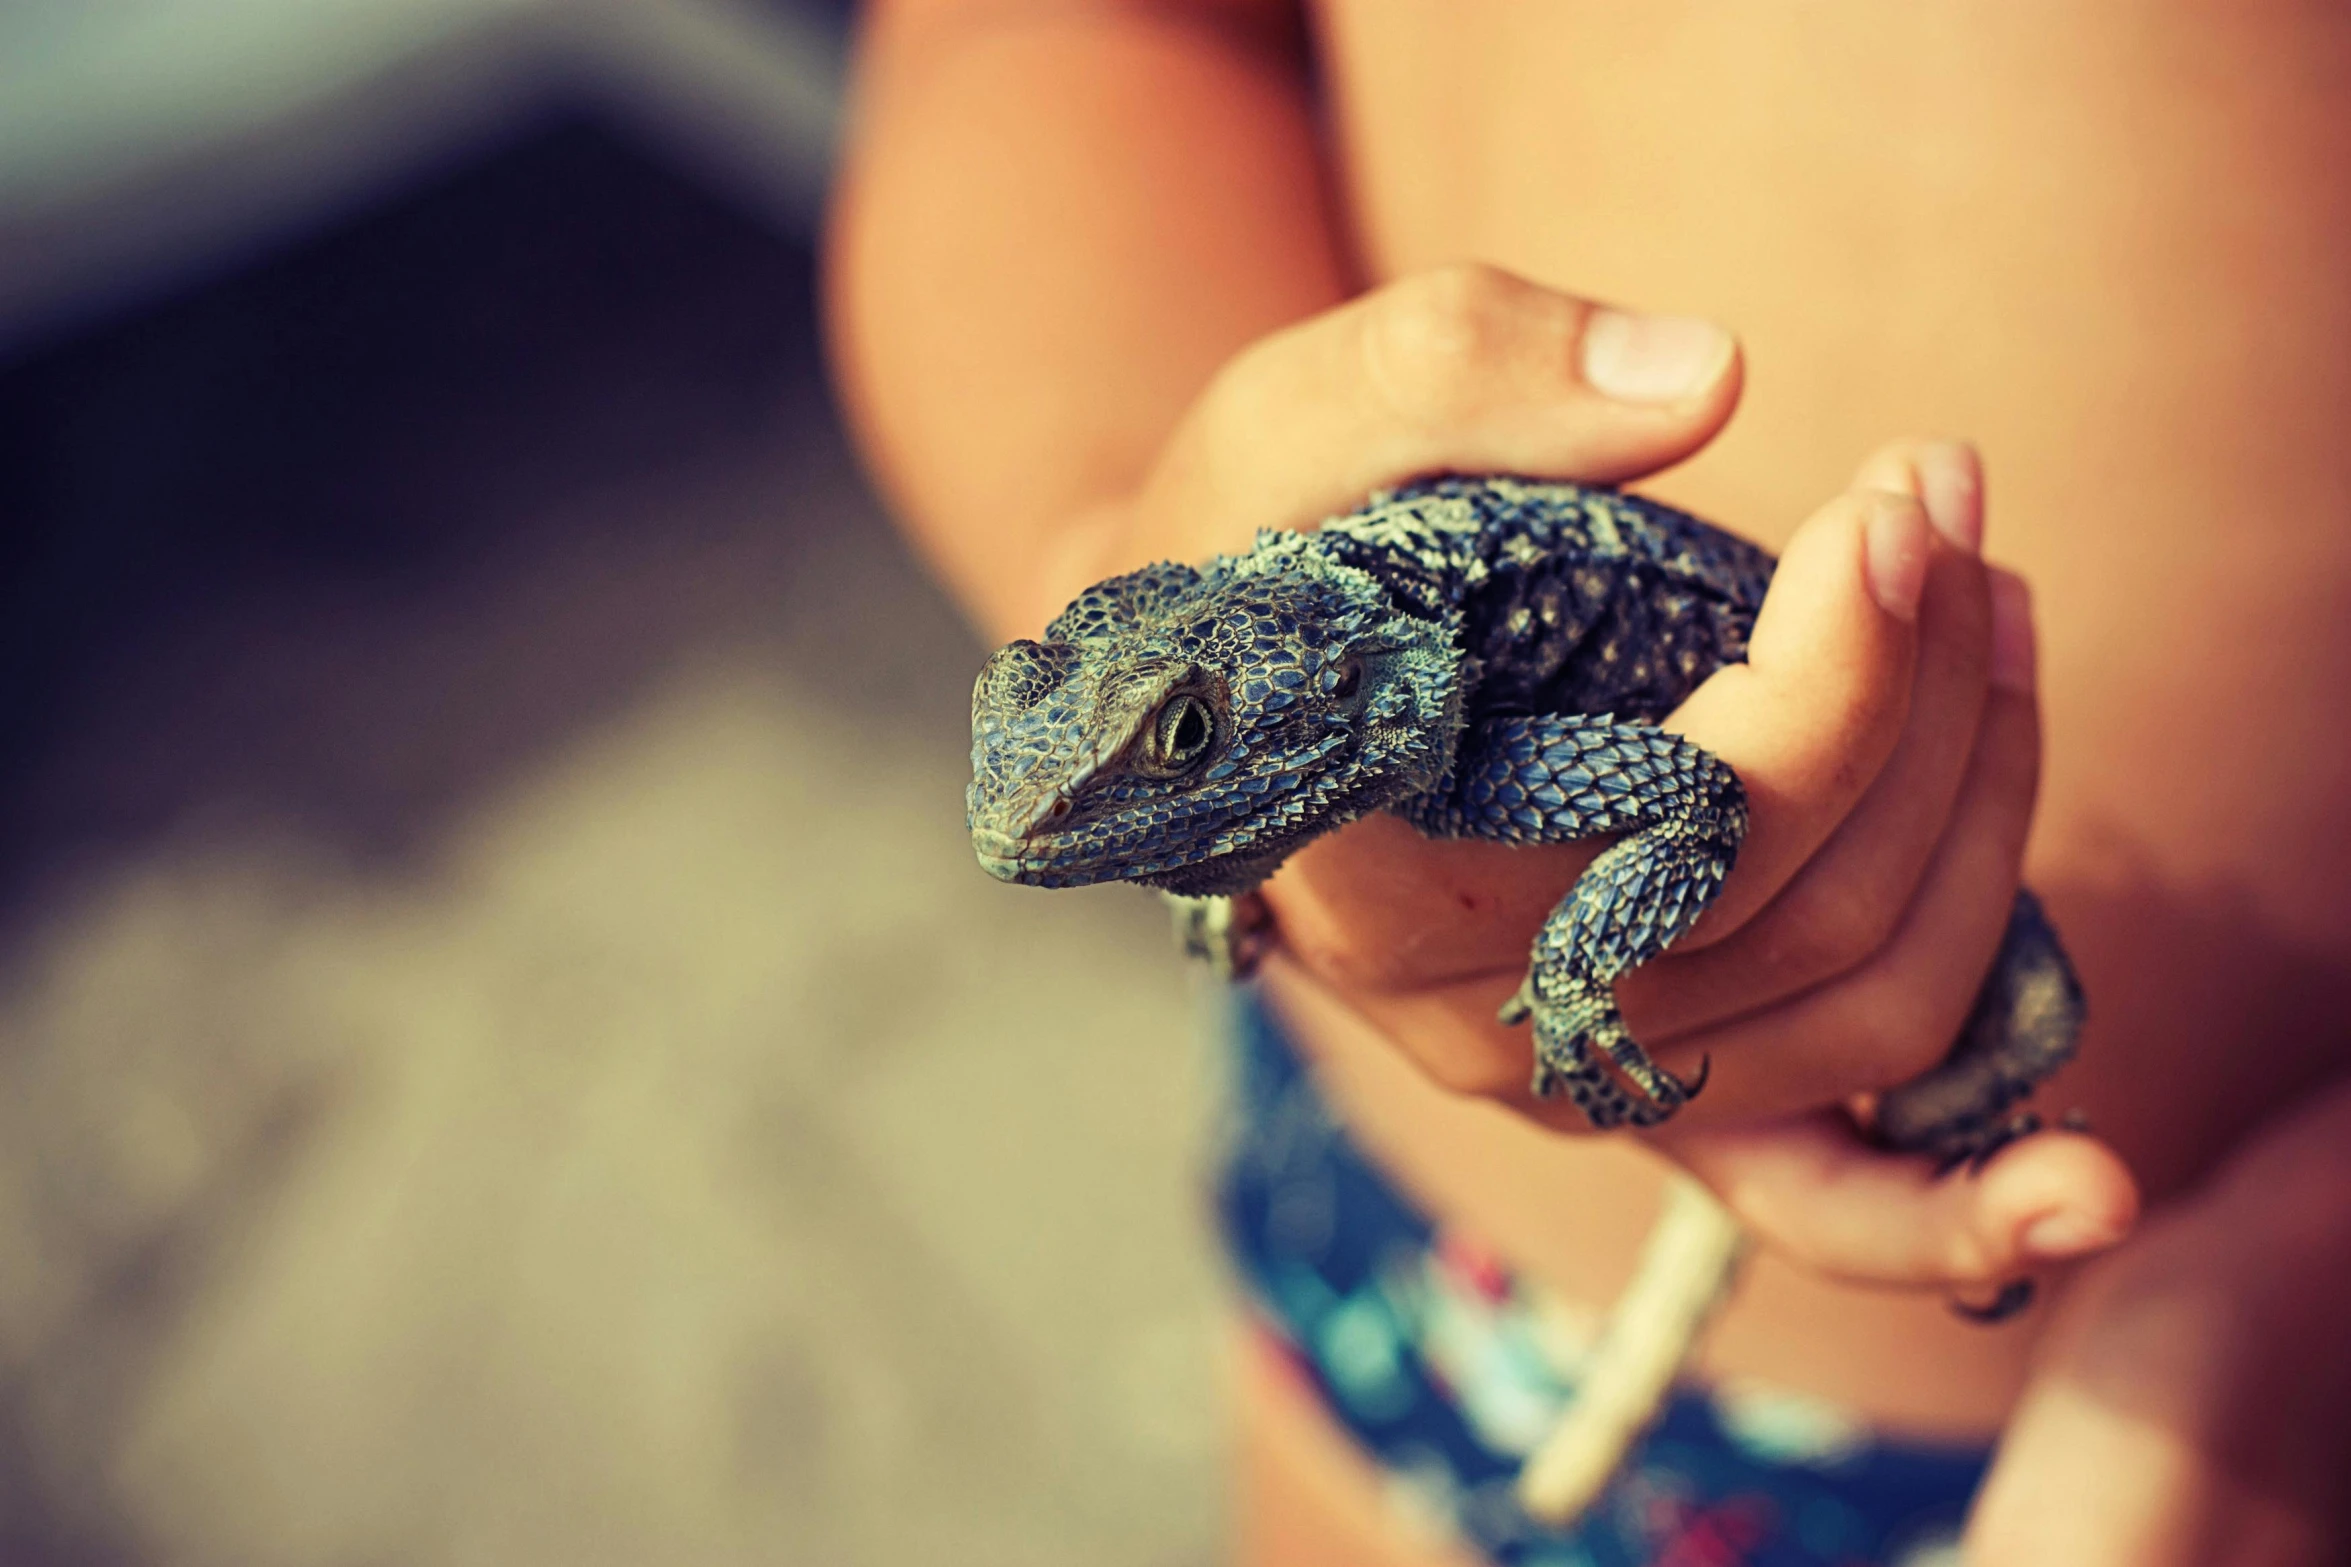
[1581,310,1733,404]
[1988,567,2037,693]
[1863,493,1930,620]
[1914,440,1984,554]
[2020,1207,2124,1261]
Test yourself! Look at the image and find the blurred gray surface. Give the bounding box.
[0,0,844,356]
[0,127,1225,1566]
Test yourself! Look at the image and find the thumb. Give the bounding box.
[1131,263,1742,557]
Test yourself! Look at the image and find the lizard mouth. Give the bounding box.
[970,824,1125,887]
[978,822,1043,883]
[971,826,1034,882]
[974,822,1265,894]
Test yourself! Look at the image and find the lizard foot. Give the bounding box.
[1539,1066,1640,1130]
[1518,977,1697,1129]
[1587,1002,1704,1123]
[1528,1019,1639,1127]
[1602,1042,1705,1126]
[1166,892,1276,981]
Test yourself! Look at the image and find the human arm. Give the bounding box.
[1965,1072,2351,1565]
[830,0,1351,637]
[827,0,2135,1288]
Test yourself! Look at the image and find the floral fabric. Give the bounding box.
[1215,991,1988,1567]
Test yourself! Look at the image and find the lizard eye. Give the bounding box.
[1332,658,1363,700]
[1142,693,1217,775]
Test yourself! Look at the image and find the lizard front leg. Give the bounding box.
[1404,716,1748,1129]
[1164,890,1276,980]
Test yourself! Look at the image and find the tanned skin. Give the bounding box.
[830,4,2351,1560]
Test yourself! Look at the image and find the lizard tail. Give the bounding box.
[1515,1173,1747,1524]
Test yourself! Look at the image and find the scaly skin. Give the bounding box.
[968,475,2084,1152]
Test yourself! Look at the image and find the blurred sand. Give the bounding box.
[0,124,1223,1567]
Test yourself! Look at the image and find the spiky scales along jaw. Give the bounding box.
[967,544,1464,897]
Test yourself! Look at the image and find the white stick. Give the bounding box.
[1515,1173,1748,1523]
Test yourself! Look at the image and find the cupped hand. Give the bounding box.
[1075,263,2137,1294]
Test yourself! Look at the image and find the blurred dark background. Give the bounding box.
[0,6,1219,1564]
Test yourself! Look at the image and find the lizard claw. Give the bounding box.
[1498,976,1537,1028]
[1677,1053,1711,1101]
[1620,1055,1706,1126]
[1950,1278,2036,1324]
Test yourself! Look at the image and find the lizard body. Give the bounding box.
[966,475,2085,1518]
[970,476,2080,1136]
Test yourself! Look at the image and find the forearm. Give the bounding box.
[1967,1074,2351,1565]
[827,0,1355,638]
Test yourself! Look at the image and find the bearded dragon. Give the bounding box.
[966,476,2083,1520]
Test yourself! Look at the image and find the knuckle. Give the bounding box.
[1389,260,1520,324]
[1360,263,1527,423]
[1192,339,1288,458]
[1942,1228,2009,1285]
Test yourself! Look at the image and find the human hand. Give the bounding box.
[1964,1072,2351,1565]
[1074,263,2136,1292]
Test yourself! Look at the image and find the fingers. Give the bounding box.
[1321,555,2036,1122]
[1630,580,2148,1293]
[1264,462,1975,1116]
[1664,1112,2139,1291]
[1266,812,1598,1002]
[1128,263,1742,558]
[1277,473,1935,1005]
[1851,435,1985,553]
[1622,442,1996,1032]
[1645,598,2045,1111]
[1651,481,1930,944]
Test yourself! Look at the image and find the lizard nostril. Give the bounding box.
[1048,798,1071,818]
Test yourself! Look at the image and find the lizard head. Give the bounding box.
[968,544,1462,896]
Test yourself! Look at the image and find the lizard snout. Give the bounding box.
[970,794,1085,882]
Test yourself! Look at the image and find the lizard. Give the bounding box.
[964,474,2085,1521]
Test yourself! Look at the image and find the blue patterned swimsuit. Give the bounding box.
[1215,990,1991,1567]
